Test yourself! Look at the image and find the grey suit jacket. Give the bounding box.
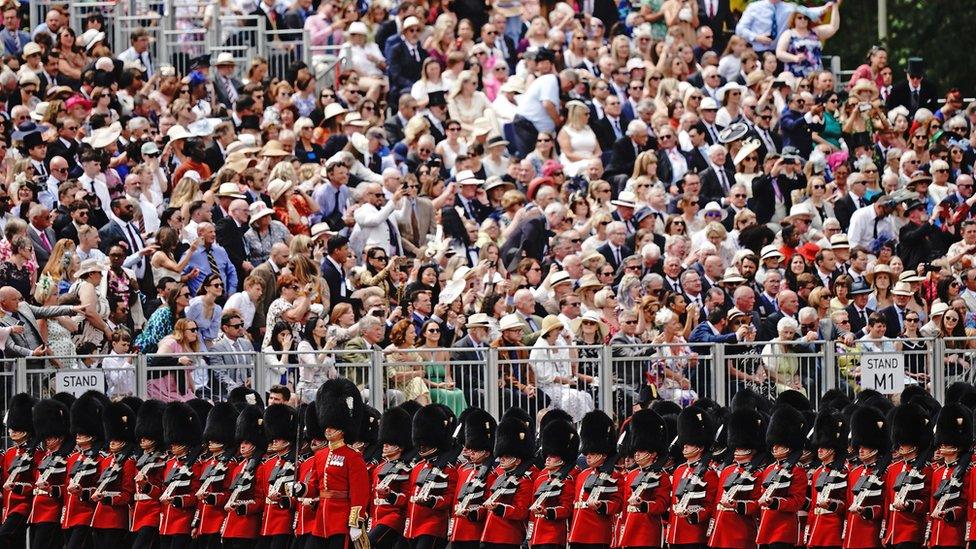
[29,226,57,270]
[208,336,255,388]
[1,303,76,357]
[395,197,436,257]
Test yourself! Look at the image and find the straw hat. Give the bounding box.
[310,222,332,241]
[216,182,246,199]
[701,201,727,221]
[720,267,746,285]
[348,21,368,35]
[892,282,914,296]
[456,170,484,186]
[350,133,370,157]
[930,302,950,318]
[727,308,746,321]
[850,79,880,100]
[261,140,290,157]
[733,139,761,166]
[577,273,603,291]
[571,310,609,340]
[539,315,564,337]
[76,258,106,278]
[82,122,122,148]
[829,234,850,249]
[866,263,893,285]
[267,178,294,202]
[214,52,236,66]
[899,270,925,283]
[439,279,466,305]
[610,191,637,209]
[323,103,348,121]
[499,314,524,332]
[166,125,193,142]
[760,244,783,261]
[248,202,275,223]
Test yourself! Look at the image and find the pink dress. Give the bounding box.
[146,336,196,401]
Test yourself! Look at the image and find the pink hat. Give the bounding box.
[542,159,564,177]
[65,95,92,111]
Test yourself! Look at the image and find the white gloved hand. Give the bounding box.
[350,527,363,541]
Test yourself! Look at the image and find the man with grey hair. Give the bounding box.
[701,143,735,205]
[350,182,405,258]
[606,119,652,180]
[512,47,577,155]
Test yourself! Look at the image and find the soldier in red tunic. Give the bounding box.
[569,410,623,549]
[195,403,240,549]
[844,406,889,549]
[931,403,971,549]
[63,391,110,549]
[481,415,535,549]
[221,405,267,549]
[260,404,299,549]
[617,409,672,549]
[405,404,459,549]
[130,400,168,549]
[91,401,137,547]
[0,393,38,549]
[667,405,719,549]
[529,415,579,549]
[708,408,768,549]
[451,408,498,549]
[370,406,417,549]
[883,402,933,549]
[806,410,849,549]
[295,378,371,549]
[27,398,72,549]
[755,406,808,549]
[293,404,325,549]
[160,401,205,549]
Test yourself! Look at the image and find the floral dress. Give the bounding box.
[135,306,174,354]
[784,30,824,77]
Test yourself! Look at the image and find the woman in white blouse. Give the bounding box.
[529,316,595,422]
[340,22,387,90]
[411,58,449,108]
[557,100,601,177]
[447,70,490,138]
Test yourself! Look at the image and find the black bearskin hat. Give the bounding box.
[398,400,422,418]
[379,406,414,451]
[731,388,773,416]
[629,409,667,454]
[70,391,107,438]
[495,415,535,460]
[580,410,616,455]
[775,390,811,411]
[541,419,579,464]
[236,405,266,448]
[103,401,136,443]
[163,401,203,447]
[412,404,452,450]
[650,400,682,417]
[813,410,848,452]
[230,386,264,411]
[946,382,976,406]
[5,393,36,433]
[766,405,807,449]
[854,389,894,416]
[300,403,323,442]
[463,408,497,452]
[502,407,535,442]
[677,406,714,449]
[849,406,888,451]
[935,403,974,449]
[264,404,297,442]
[204,402,239,447]
[890,402,933,450]
[315,378,363,438]
[52,392,76,410]
[727,408,766,451]
[32,398,69,440]
[540,408,573,434]
[358,405,381,445]
[120,396,143,416]
[135,400,166,443]
[819,389,851,413]
[187,398,214,429]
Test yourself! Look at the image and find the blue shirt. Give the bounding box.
[185,296,223,349]
[183,243,238,295]
[735,0,828,52]
[312,182,350,223]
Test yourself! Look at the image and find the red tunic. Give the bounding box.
[293,454,319,536]
[28,444,70,525]
[755,461,806,545]
[882,460,931,546]
[528,467,577,547]
[666,461,718,546]
[260,454,296,537]
[806,464,849,547]
[481,467,533,545]
[91,451,137,530]
[2,443,42,520]
[450,462,496,542]
[568,467,624,545]
[929,461,968,548]
[221,457,267,540]
[131,451,167,532]
[61,449,102,529]
[843,463,886,549]
[159,455,202,536]
[302,442,371,539]
[371,458,414,532]
[404,457,458,539]
[708,463,763,549]
[195,454,234,536]
[616,467,671,548]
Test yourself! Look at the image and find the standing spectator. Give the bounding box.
[224,274,265,332]
[735,0,832,54]
[183,222,237,295]
[775,2,840,77]
[295,314,338,403]
[885,58,940,118]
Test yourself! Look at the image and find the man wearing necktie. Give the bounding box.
[349,182,405,259]
[117,28,154,77]
[97,198,150,281]
[881,283,915,338]
[387,17,427,109]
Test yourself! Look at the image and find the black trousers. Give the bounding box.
[260,534,294,549]
[225,539,258,549]
[570,543,610,549]
[92,527,129,547]
[480,544,520,549]
[159,533,193,549]
[131,526,160,549]
[531,545,563,549]
[411,535,448,549]
[670,545,707,549]
[890,544,922,549]
[0,513,27,549]
[451,542,480,549]
[197,533,223,549]
[370,524,402,549]
[66,526,94,549]
[759,544,796,549]
[30,522,63,549]
[292,534,311,549]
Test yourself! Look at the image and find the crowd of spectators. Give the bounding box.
[0,0,975,416]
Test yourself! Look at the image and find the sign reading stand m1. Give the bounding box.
[56,369,105,396]
[860,353,904,394]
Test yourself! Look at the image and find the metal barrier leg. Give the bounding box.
[15,358,27,395]
[598,347,613,418]
[487,347,499,420]
[135,354,148,399]
[713,344,726,407]
[933,338,947,403]
[370,350,385,412]
[253,351,266,399]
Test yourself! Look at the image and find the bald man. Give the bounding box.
[215,198,252,291]
[0,285,86,359]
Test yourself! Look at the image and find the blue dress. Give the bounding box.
[784,31,823,77]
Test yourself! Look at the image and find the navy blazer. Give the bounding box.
[688,321,738,354]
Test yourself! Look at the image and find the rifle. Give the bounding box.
[890,454,928,511]
[93,448,133,500]
[34,450,70,496]
[529,460,576,514]
[927,452,969,546]
[480,459,533,510]
[222,456,260,534]
[266,455,297,506]
[626,466,663,513]
[673,457,711,516]
[133,450,167,501]
[413,445,461,504]
[189,453,233,528]
[67,448,101,491]
[161,449,201,501]
[812,460,848,515]
[758,452,802,505]
[708,453,766,539]
[4,442,37,489]
[454,462,495,516]
[574,454,621,510]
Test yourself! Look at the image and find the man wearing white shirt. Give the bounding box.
[38,156,69,210]
[349,183,406,258]
[75,225,107,263]
[846,197,897,254]
[116,28,154,77]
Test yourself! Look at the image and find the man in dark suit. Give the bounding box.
[597,221,632,272]
[885,58,939,119]
[478,23,516,71]
[321,235,351,305]
[45,117,81,171]
[592,94,632,151]
[844,282,874,337]
[27,205,57,271]
[500,211,551,267]
[833,173,870,230]
[759,290,800,342]
[57,201,89,243]
[383,94,417,145]
[879,284,914,338]
[686,124,711,174]
[748,104,781,159]
[780,95,823,158]
[605,120,654,180]
[698,0,736,51]
[698,97,725,145]
[592,0,620,34]
[451,314,492,408]
[749,160,807,226]
[212,54,243,110]
[699,144,736,206]
[215,199,250,292]
[387,17,427,108]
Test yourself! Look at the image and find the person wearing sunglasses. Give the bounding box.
[208,310,255,391]
[387,16,428,112]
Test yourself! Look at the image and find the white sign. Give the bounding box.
[860,353,905,394]
[56,369,105,396]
